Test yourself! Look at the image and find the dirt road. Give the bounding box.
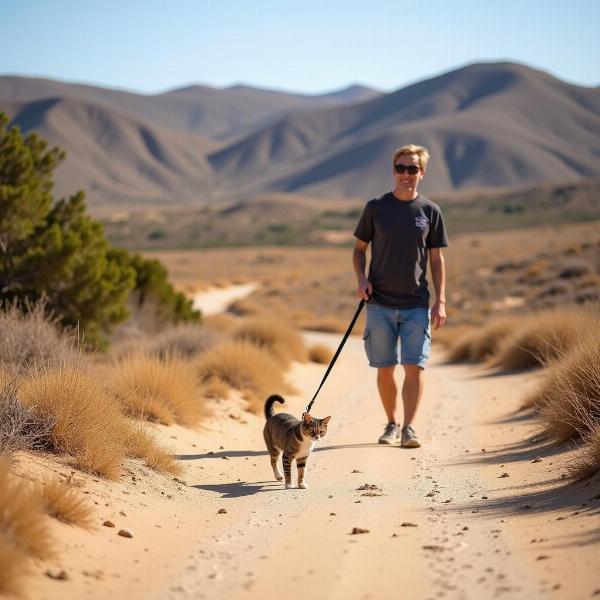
[157,332,599,600]
[27,330,599,600]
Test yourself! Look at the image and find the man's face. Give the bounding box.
[393,153,424,191]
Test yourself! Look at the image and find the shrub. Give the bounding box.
[149,324,220,359]
[38,479,94,527]
[296,315,346,334]
[488,308,591,370]
[529,338,600,442]
[0,377,55,454]
[0,459,53,560]
[127,427,182,476]
[446,318,516,363]
[232,318,307,367]
[569,425,600,479]
[0,535,25,598]
[308,344,333,364]
[107,355,206,427]
[18,366,131,479]
[0,302,79,371]
[196,341,294,412]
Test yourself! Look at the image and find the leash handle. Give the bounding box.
[304,298,366,415]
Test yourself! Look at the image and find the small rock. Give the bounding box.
[422,545,445,552]
[351,469,362,473]
[356,483,380,491]
[218,508,228,514]
[401,522,418,527]
[45,568,68,580]
[462,526,469,531]
[499,472,510,478]
[536,555,550,560]
[391,533,399,537]
[222,456,229,460]
[119,510,127,517]
[351,527,369,535]
[482,496,489,500]
[532,457,543,463]
[102,520,115,528]
[329,512,336,516]
[118,529,134,538]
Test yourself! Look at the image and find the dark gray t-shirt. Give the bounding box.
[354,192,449,309]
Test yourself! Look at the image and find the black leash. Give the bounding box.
[304,299,366,415]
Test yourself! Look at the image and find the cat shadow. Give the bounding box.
[193,481,283,498]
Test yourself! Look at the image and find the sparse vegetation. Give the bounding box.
[308,344,333,364]
[197,340,295,412]
[107,355,206,427]
[127,427,182,476]
[38,478,94,527]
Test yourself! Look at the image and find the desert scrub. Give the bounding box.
[232,318,307,367]
[127,427,182,476]
[37,478,94,527]
[0,459,54,597]
[0,302,79,372]
[488,307,592,370]
[107,355,206,426]
[197,340,294,412]
[446,318,518,363]
[149,323,220,359]
[18,366,132,479]
[570,424,600,479]
[308,344,333,364]
[0,377,55,454]
[525,338,600,443]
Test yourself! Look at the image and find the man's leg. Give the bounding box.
[377,366,397,423]
[401,364,424,428]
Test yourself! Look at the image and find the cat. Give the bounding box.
[263,394,331,489]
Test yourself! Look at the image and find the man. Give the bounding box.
[352,144,448,448]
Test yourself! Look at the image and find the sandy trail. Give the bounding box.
[192,283,257,315]
[27,331,599,599]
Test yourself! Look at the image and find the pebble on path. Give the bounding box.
[218,508,228,514]
[118,529,134,538]
[351,527,370,535]
[45,568,68,580]
[103,520,115,528]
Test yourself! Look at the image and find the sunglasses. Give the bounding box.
[394,164,420,175]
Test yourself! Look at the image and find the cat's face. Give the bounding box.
[302,414,331,440]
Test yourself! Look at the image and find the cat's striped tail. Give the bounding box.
[264,394,285,420]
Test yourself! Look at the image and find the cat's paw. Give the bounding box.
[285,482,293,489]
[298,482,308,489]
[274,473,283,481]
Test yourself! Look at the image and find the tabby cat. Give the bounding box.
[263,394,331,489]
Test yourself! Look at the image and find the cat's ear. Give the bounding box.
[303,413,313,422]
[322,416,331,425]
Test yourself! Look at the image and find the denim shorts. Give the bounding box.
[363,303,431,369]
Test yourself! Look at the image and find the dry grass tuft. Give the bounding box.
[0,535,26,598]
[232,318,307,367]
[18,366,131,479]
[308,344,334,364]
[149,324,220,359]
[488,308,591,370]
[127,427,182,475]
[107,355,206,427]
[38,479,94,528]
[527,338,600,443]
[202,313,238,333]
[0,378,55,454]
[296,315,346,334]
[569,424,600,479]
[0,459,54,560]
[446,319,517,362]
[0,302,79,372]
[197,340,294,412]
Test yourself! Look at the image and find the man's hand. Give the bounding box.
[431,300,447,329]
[356,276,373,301]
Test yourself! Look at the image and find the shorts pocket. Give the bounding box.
[363,329,373,363]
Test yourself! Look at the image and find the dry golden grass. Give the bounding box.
[0,459,53,560]
[38,479,94,528]
[488,308,592,370]
[18,366,131,479]
[149,324,220,359]
[308,344,334,364]
[296,315,348,334]
[0,534,26,598]
[526,338,600,443]
[196,340,294,412]
[446,318,517,362]
[202,313,238,333]
[127,427,182,476]
[107,355,206,427]
[569,425,600,479]
[232,318,307,367]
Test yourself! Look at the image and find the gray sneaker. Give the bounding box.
[378,422,399,445]
[401,425,421,448]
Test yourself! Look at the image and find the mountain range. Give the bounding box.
[1,63,599,205]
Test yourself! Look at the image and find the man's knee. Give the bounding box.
[402,364,423,378]
[377,365,395,379]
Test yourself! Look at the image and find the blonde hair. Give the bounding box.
[392,145,430,171]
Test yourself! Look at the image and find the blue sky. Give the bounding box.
[2,0,599,94]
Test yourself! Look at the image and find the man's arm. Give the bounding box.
[353,239,373,301]
[429,247,447,329]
